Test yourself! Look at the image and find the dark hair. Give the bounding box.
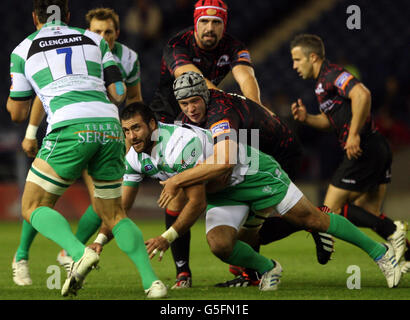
[85,7,120,31]
[120,102,156,124]
[290,34,325,59]
[33,0,69,24]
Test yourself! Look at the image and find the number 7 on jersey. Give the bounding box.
[56,47,73,74]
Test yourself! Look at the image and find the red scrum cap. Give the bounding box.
[194,0,228,33]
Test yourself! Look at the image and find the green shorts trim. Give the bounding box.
[30,166,71,188]
[26,165,73,195]
[123,180,140,188]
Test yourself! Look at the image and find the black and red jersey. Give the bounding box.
[177,89,301,168]
[149,27,253,123]
[315,60,376,148]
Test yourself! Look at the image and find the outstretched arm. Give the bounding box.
[232,64,261,105]
[122,185,140,213]
[146,182,207,260]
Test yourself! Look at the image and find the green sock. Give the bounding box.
[112,218,158,290]
[15,220,38,261]
[226,240,274,274]
[30,207,85,261]
[326,212,386,260]
[75,205,102,244]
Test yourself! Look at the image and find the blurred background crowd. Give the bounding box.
[0,0,409,219]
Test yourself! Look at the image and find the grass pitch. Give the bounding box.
[0,219,409,301]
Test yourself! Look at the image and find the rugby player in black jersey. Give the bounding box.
[174,71,335,287]
[290,34,409,272]
[148,0,265,289]
[149,0,261,124]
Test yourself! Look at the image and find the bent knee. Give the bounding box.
[209,241,234,261]
[206,231,235,261]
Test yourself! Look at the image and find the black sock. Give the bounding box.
[342,204,396,239]
[258,216,303,245]
[165,209,191,276]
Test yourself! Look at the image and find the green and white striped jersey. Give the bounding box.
[9,22,120,131]
[112,42,140,86]
[123,123,213,187]
[123,122,254,188]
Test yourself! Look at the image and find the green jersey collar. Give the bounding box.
[41,21,68,28]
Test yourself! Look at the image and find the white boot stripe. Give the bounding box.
[321,239,334,246]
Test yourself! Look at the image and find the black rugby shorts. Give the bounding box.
[331,131,392,192]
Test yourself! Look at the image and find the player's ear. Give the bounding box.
[32,12,39,28]
[309,52,319,63]
[65,11,70,24]
[149,118,157,131]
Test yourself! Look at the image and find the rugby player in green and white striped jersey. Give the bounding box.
[52,6,144,275]
[86,7,142,105]
[8,0,166,298]
[21,7,142,156]
[13,7,145,286]
[152,72,402,290]
[95,99,400,291]
[115,102,286,291]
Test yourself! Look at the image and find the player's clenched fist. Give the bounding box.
[291,98,307,122]
[21,138,38,158]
